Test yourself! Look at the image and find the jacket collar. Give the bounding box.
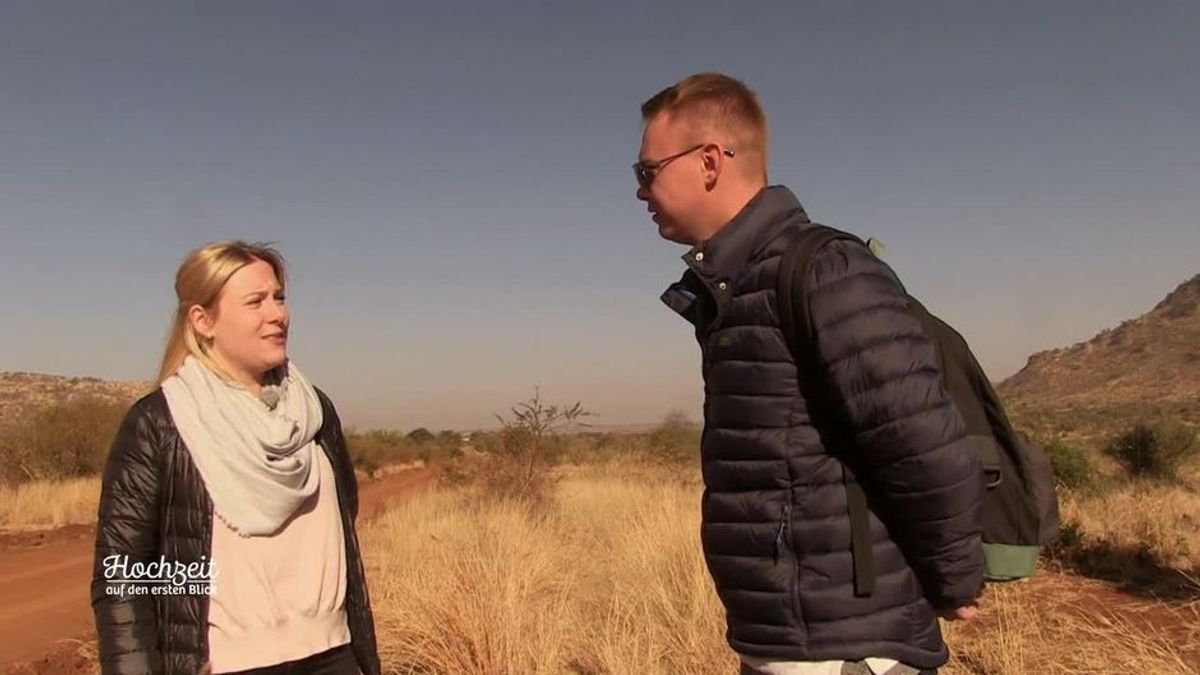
[682,185,810,284]
[661,185,810,327]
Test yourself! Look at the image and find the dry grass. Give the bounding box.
[363,462,733,674]
[367,491,577,673]
[1058,481,1200,580]
[556,471,732,673]
[943,574,1198,674]
[363,461,1199,674]
[1063,482,1200,568]
[0,476,99,531]
[4,454,1197,673]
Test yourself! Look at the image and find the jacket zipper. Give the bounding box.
[774,502,792,562]
[774,501,804,623]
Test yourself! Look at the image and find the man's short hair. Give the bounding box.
[641,72,768,181]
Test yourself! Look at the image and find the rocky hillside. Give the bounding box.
[999,273,1200,444]
[1000,273,1200,407]
[0,372,149,424]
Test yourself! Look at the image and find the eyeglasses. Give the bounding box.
[633,144,735,190]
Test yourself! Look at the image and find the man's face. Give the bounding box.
[636,113,708,245]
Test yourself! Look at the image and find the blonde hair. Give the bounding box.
[641,72,768,182]
[157,241,287,384]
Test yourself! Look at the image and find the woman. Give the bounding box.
[91,241,380,675]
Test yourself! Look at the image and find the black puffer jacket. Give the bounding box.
[90,388,380,675]
[662,186,984,669]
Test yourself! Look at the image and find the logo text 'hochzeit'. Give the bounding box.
[102,554,219,597]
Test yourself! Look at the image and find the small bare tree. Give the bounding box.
[484,388,593,504]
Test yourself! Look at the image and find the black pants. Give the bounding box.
[223,644,360,675]
[740,662,937,675]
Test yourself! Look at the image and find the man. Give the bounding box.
[636,72,984,675]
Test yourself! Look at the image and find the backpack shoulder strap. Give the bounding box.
[777,224,867,363]
[776,223,877,597]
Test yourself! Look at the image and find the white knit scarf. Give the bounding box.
[162,356,324,537]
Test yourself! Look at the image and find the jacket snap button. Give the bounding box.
[695,252,704,262]
[718,282,728,291]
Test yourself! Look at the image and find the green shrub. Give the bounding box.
[1043,437,1093,489]
[406,427,435,444]
[0,397,128,483]
[1107,419,1197,480]
[644,409,700,464]
[345,430,424,477]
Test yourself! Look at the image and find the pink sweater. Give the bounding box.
[207,450,351,673]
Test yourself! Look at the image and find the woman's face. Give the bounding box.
[192,258,289,386]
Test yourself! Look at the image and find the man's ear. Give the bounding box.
[702,144,726,191]
[188,304,215,340]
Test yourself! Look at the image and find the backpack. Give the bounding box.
[776,224,1059,595]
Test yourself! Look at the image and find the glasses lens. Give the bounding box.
[634,163,654,189]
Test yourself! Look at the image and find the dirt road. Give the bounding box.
[0,466,433,673]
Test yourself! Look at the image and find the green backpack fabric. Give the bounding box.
[777,224,1060,590]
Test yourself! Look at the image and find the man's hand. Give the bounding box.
[937,603,978,622]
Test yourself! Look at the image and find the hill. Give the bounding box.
[999,273,1200,445]
[0,372,148,425]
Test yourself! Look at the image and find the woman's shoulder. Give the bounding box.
[127,386,168,416]
[106,387,178,461]
[312,386,342,423]
[120,386,175,434]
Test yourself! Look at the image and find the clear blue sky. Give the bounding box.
[2,2,1197,430]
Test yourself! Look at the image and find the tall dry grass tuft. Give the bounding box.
[1058,482,1200,573]
[558,473,733,674]
[0,476,100,530]
[363,462,734,674]
[367,491,577,674]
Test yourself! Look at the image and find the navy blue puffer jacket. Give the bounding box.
[661,186,984,669]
